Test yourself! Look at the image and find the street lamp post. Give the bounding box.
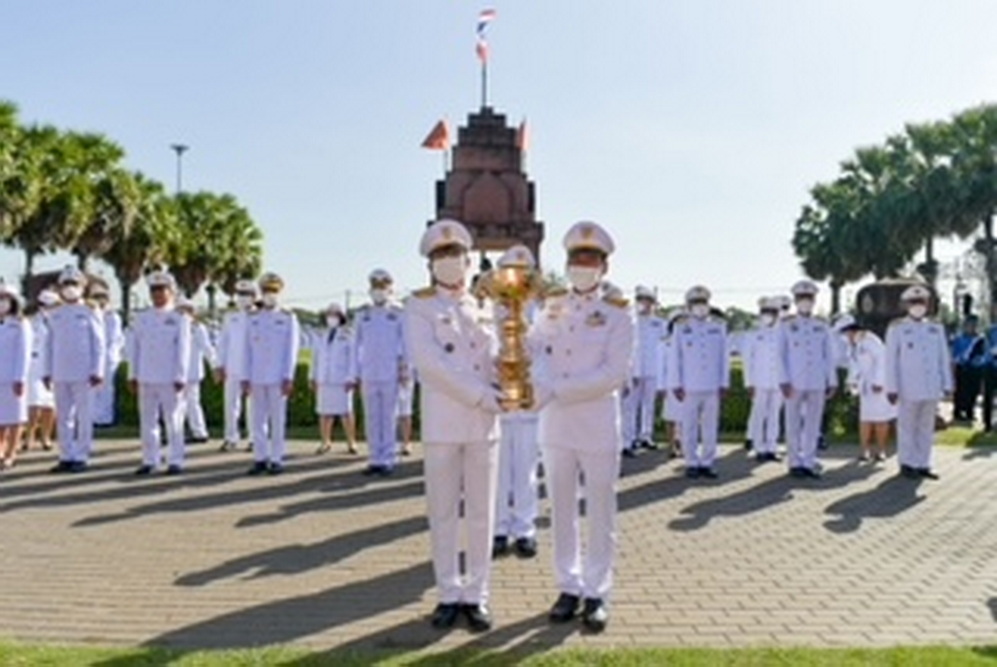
[170,143,189,194]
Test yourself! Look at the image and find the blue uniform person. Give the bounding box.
[885,284,953,480]
[950,315,985,423]
[354,269,408,476]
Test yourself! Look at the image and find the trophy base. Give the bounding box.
[499,397,534,412]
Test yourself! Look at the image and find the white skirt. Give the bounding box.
[28,377,54,408]
[397,382,415,417]
[0,384,28,425]
[316,383,353,416]
[860,389,896,423]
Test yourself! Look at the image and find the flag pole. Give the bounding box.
[481,60,488,108]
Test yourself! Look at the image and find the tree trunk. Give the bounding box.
[21,249,35,295]
[922,237,938,287]
[118,276,133,323]
[830,281,842,316]
[206,283,217,318]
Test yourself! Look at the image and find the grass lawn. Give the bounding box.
[1,644,997,666]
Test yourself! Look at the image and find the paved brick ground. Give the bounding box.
[1,438,997,652]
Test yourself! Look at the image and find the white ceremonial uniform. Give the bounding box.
[404,285,499,606]
[242,308,299,465]
[182,320,216,439]
[216,309,252,444]
[45,303,105,465]
[621,312,665,447]
[532,289,633,601]
[310,324,357,416]
[657,334,681,422]
[396,368,417,418]
[94,309,124,426]
[848,332,896,423]
[884,317,952,471]
[129,307,191,468]
[778,314,838,470]
[354,303,407,469]
[743,321,782,455]
[667,315,730,468]
[0,315,31,426]
[27,315,53,408]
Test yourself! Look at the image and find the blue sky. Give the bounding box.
[2,1,995,312]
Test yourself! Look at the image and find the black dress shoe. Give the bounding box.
[514,536,538,558]
[430,603,460,629]
[744,438,754,451]
[684,466,700,479]
[186,436,209,444]
[69,461,89,473]
[640,439,658,450]
[789,467,806,478]
[134,465,154,476]
[548,592,581,623]
[462,603,493,632]
[900,465,920,479]
[361,464,383,476]
[166,465,183,476]
[581,597,609,632]
[267,462,285,475]
[699,467,718,479]
[918,468,940,480]
[49,460,72,474]
[247,461,268,476]
[492,535,509,558]
[621,447,638,459]
[375,466,394,477]
[801,467,822,479]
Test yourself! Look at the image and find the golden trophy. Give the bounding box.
[474,246,545,411]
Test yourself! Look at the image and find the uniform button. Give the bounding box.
[474,365,480,371]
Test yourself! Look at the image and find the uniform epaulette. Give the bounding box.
[672,314,689,325]
[603,295,629,309]
[782,314,797,322]
[411,286,435,299]
[543,285,568,299]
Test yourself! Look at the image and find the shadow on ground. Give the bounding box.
[822,474,926,533]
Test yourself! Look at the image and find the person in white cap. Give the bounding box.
[128,272,190,475]
[778,279,838,479]
[0,283,31,471]
[743,297,783,463]
[354,268,408,476]
[23,289,59,453]
[241,272,300,475]
[667,285,729,478]
[885,284,952,480]
[837,314,895,463]
[176,297,216,445]
[491,244,542,562]
[310,302,358,455]
[44,265,106,473]
[531,220,633,633]
[215,278,257,452]
[619,285,664,458]
[89,282,125,428]
[404,218,502,632]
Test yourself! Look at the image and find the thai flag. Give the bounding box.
[476,8,496,63]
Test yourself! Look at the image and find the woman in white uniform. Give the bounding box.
[838,315,895,462]
[310,303,358,455]
[0,284,32,470]
[24,290,59,452]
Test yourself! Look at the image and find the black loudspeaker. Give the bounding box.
[963,294,974,318]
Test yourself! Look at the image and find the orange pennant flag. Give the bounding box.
[421,119,450,150]
[516,118,529,152]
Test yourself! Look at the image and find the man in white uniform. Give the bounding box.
[44,266,105,473]
[885,284,952,480]
[404,219,502,633]
[90,283,124,427]
[129,272,191,475]
[667,285,729,478]
[532,221,633,633]
[177,297,216,444]
[744,297,783,463]
[215,279,257,452]
[242,272,299,476]
[778,280,838,479]
[354,269,408,476]
[620,285,664,457]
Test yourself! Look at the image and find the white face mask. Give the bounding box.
[261,293,278,309]
[326,314,343,328]
[908,304,927,320]
[0,299,10,316]
[796,298,814,315]
[566,266,601,293]
[759,313,775,327]
[691,303,710,319]
[369,288,389,304]
[61,285,83,302]
[431,257,466,287]
[236,294,254,310]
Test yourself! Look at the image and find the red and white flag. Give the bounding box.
[476,8,496,63]
[421,119,450,150]
[516,118,529,152]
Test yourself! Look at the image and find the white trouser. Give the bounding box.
[785,389,826,469]
[496,413,539,539]
[544,444,619,600]
[362,380,399,468]
[223,376,250,443]
[251,383,287,464]
[680,390,720,468]
[748,388,782,454]
[423,440,498,605]
[183,381,208,439]
[54,381,94,463]
[621,377,657,446]
[139,383,185,467]
[897,399,936,470]
[93,362,118,425]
